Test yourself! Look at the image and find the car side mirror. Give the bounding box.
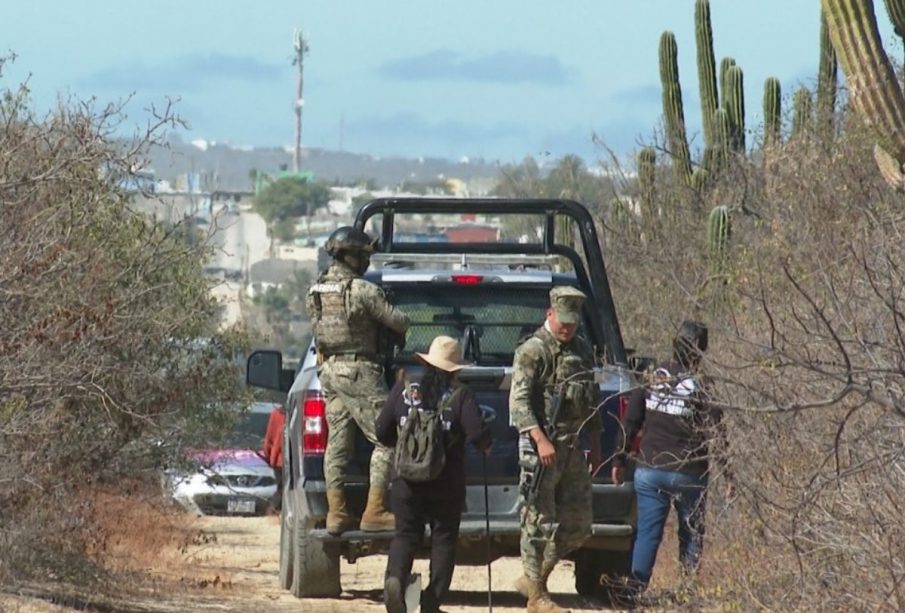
[246,350,295,392]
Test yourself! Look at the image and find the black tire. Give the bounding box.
[290,513,342,598]
[278,506,294,591]
[574,547,636,605]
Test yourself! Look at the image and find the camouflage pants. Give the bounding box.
[319,359,392,492]
[518,435,592,582]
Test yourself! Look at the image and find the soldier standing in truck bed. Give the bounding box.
[305,226,411,534]
[509,286,604,613]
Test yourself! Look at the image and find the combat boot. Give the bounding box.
[325,488,359,535]
[515,574,545,599]
[359,487,395,532]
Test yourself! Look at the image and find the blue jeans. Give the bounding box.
[631,466,708,587]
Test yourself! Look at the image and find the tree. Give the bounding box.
[252,177,331,247]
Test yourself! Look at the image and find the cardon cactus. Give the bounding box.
[696,0,719,149]
[659,31,694,187]
[713,108,732,168]
[792,87,814,139]
[638,147,657,224]
[720,57,737,111]
[708,205,732,272]
[725,65,746,152]
[822,0,905,188]
[817,11,838,138]
[763,77,782,147]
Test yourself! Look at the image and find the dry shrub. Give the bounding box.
[0,63,247,584]
[599,120,905,609]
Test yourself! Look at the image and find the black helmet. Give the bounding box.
[325,226,377,257]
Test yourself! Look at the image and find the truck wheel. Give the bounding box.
[290,513,342,598]
[574,547,635,605]
[278,506,294,590]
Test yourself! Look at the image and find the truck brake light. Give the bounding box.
[617,393,642,453]
[451,274,483,285]
[302,390,328,456]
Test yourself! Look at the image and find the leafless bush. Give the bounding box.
[599,121,905,609]
[0,70,247,581]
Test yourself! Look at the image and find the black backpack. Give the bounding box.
[394,384,464,482]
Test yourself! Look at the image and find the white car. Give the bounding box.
[165,401,280,516]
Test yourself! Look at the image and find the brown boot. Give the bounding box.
[359,487,395,532]
[325,488,359,535]
[515,574,544,599]
[526,591,571,613]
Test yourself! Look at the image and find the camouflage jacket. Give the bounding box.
[305,261,410,357]
[509,325,602,438]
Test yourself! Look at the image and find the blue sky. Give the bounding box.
[1,1,899,163]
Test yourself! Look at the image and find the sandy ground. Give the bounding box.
[0,514,620,613]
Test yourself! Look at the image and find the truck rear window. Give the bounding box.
[391,286,549,366]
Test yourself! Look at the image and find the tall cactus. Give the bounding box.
[817,11,839,139]
[696,0,719,149]
[638,147,657,225]
[792,87,814,139]
[708,205,732,275]
[763,77,782,147]
[659,31,694,187]
[714,108,732,168]
[822,0,905,186]
[725,65,746,152]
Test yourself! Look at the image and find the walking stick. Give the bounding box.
[482,452,493,613]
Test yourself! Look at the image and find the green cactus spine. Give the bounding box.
[763,77,782,147]
[822,0,905,167]
[638,147,657,224]
[695,0,719,149]
[817,11,838,139]
[725,65,746,152]
[659,31,694,187]
[708,205,732,274]
[792,87,814,139]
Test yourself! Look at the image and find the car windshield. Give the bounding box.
[392,286,552,366]
[226,412,271,449]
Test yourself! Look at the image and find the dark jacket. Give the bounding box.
[613,361,727,477]
[376,377,492,494]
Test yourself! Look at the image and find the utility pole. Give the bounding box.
[292,29,309,173]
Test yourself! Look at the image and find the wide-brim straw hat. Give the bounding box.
[416,335,469,372]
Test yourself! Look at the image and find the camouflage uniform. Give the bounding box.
[509,287,602,588]
[306,260,410,495]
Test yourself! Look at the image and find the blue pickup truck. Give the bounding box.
[246,198,639,603]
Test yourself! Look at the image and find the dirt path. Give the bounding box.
[155,515,614,612]
[0,514,618,612]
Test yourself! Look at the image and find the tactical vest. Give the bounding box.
[529,328,595,434]
[308,273,379,357]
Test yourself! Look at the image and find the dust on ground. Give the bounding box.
[0,514,620,612]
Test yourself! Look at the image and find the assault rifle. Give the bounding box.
[524,384,564,507]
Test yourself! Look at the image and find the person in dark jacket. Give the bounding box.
[376,335,492,613]
[612,320,732,593]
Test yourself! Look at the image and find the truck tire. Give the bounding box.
[290,513,342,598]
[574,547,635,605]
[278,507,293,591]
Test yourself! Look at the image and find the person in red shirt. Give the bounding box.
[262,404,286,512]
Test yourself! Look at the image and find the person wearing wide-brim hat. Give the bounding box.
[376,336,492,613]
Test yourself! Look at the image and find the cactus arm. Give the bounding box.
[822,0,905,163]
[817,11,839,137]
[696,0,719,149]
[659,31,694,186]
[726,65,746,152]
[763,77,782,147]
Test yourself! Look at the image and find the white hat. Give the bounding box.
[415,336,469,372]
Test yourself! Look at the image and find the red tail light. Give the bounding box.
[301,390,327,456]
[617,393,642,452]
[451,274,483,285]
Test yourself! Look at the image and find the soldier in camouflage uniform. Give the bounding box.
[509,286,604,613]
[305,226,411,535]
